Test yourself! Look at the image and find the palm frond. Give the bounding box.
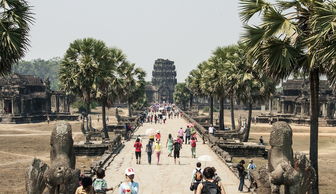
[239,0,271,23]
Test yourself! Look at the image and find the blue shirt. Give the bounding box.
[119,181,139,194]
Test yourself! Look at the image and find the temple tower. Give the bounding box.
[151,58,177,103]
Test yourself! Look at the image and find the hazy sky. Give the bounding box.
[25,0,246,81]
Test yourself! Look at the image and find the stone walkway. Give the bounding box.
[105,117,245,194]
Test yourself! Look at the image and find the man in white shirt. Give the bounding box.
[208,125,214,135]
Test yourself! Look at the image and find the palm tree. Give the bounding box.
[95,48,126,138]
[173,83,190,110]
[59,38,108,114]
[118,62,146,117]
[239,0,335,192]
[0,0,34,75]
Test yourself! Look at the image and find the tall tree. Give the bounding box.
[95,48,126,138]
[239,1,335,192]
[118,62,146,117]
[174,83,190,110]
[0,0,34,75]
[59,38,109,114]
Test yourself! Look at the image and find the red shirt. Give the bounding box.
[134,142,142,152]
[155,133,161,140]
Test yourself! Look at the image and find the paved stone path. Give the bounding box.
[105,117,244,194]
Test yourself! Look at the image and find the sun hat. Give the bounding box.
[125,168,135,176]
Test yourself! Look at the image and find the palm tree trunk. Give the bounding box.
[219,96,224,130]
[128,98,132,117]
[209,96,214,125]
[102,100,109,139]
[230,94,235,130]
[243,102,253,142]
[310,69,319,194]
[83,88,91,114]
[189,94,193,109]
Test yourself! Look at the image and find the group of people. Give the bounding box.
[75,168,139,194]
[190,162,226,194]
[133,123,199,166]
[236,159,257,192]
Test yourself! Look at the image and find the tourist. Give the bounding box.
[133,138,142,164]
[166,133,174,157]
[155,130,161,141]
[119,168,139,194]
[237,160,246,192]
[154,139,162,165]
[247,159,256,192]
[93,168,113,193]
[75,176,94,194]
[190,162,203,193]
[259,136,264,145]
[190,137,197,158]
[185,126,191,144]
[178,127,184,143]
[154,114,158,124]
[208,124,214,135]
[195,167,226,194]
[145,140,153,165]
[173,138,182,165]
[163,114,166,124]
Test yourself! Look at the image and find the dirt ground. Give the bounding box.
[0,107,123,194]
[205,109,336,194]
[0,108,335,193]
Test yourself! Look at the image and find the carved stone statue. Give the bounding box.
[252,122,316,194]
[25,123,80,194]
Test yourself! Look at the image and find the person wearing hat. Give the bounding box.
[119,168,139,194]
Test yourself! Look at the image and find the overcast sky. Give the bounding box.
[25,0,247,82]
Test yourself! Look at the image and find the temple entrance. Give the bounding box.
[4,100,12,114]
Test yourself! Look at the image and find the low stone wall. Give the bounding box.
[218,143,267,157]
[0,114,78,124]
[82,135,124,176]
[256,115,336,126]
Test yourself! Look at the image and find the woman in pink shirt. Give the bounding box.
[178,128,184,143]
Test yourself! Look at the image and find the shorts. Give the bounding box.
[135,151,141,159]
[174,150,180,159]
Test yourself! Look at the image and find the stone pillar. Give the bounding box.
[282,102,285,113]
[269,98,273,114]
[277,99,281,113]
[322,103,327,117]
[56,95,60,113]
[21,98,25,114]
[0,99,3,114]
[11,98,14,115]
[30,99,34,114]
[301,103,305,116]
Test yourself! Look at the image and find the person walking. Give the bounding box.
[178,127,184,144]
[119,168,139,194]
[185,126,191,144]
[247,160,256,192]
[154,139,162,165]
[145,140,153,165]
[173,138,182,165]
[166,133,174,157]
[196,167,226,194]
[93,168,113,193]
[133,138,142,164]
[237,160,246,192]
[190,162,203,194]
[190,137,197,158]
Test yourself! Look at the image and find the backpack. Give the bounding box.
[191,140,196,147]
[93,179,107,193]
[145,143,152,152]
[173,142,181,151]
[201,180,221,194]
[194,169,203,182]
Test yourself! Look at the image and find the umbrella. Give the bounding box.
[198,155,212,162]
[145,128,156,136]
